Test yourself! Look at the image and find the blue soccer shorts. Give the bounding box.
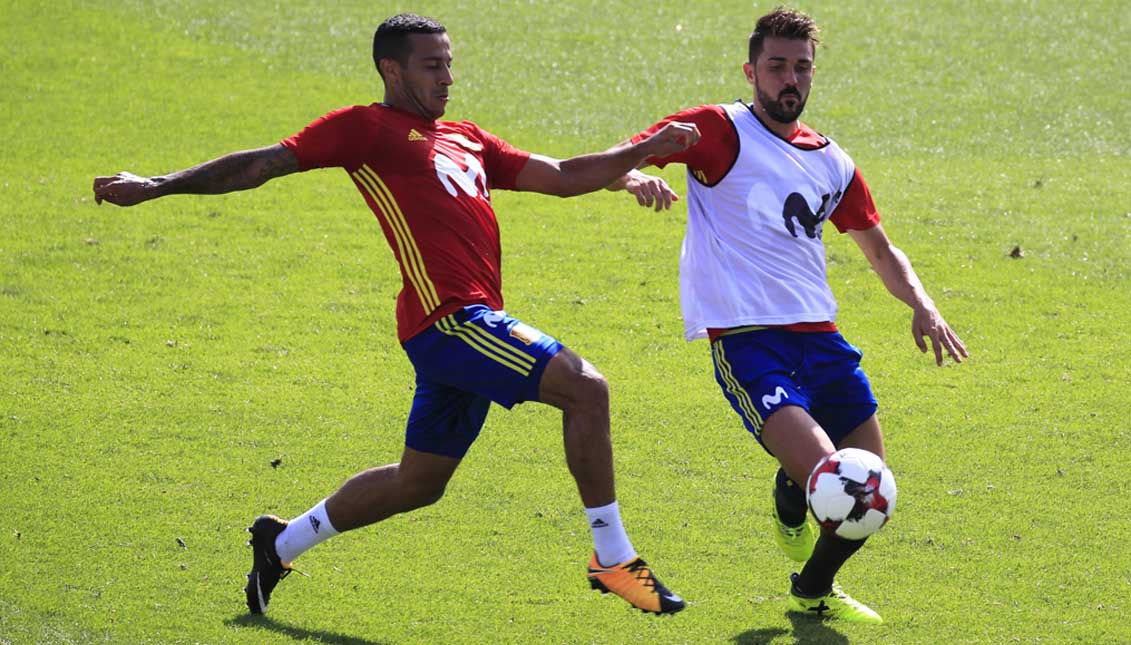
[710,328,878,452]
[400,304,563,458]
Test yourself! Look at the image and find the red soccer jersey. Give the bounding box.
[282,104,531,342]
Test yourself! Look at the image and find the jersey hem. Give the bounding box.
[685,315,838,342]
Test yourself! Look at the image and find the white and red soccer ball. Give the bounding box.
[806,448,897,540]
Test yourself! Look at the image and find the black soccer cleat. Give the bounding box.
[244,515,293,614]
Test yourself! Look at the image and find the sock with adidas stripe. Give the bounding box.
[275,499,341,564]
[585,500,636,566]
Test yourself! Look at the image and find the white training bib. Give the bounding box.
[679,102,856,341]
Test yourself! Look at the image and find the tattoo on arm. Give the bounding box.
[154,144,300,197]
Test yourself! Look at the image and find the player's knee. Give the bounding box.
[568,362,609,412]
[550,362,609,415]
[399,479,447,511]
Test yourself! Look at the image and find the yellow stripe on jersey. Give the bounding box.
[352,165,440,312]
[712,341,764,435]
[437,315,535,376]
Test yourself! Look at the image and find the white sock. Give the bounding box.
[585,500,636,566]
[275,499,341,563]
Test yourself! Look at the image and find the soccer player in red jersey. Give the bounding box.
[93,14,697,617]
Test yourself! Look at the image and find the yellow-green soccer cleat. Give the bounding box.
[787,574,883,624]
[771,495,816,562]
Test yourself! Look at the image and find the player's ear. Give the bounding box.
[379,57,401,85]
[742,62,756,85]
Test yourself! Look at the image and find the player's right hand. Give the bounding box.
[641,121,701,159]
[93,172,157,206]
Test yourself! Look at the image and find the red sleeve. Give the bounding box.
[281,106,369,171]
[468,123,531,190]
[830,168,881,232]
[630,105,737,185]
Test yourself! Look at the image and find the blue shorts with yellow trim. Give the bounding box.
[401,304,563,458]
[710,328,877,453]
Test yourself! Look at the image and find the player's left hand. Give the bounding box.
[623,169,679,211]
[912,304,968,366]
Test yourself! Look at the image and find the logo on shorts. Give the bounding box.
[761,386,789,410]
[509,322,543,346]
[483,310,506,328]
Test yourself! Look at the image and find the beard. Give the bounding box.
[756,83,807,123]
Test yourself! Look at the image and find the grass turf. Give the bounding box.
[2,0,1129,642]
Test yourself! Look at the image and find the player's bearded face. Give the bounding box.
[756,79,808,123]
[747,37,814,124]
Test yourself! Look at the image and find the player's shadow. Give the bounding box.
[732,627,788,644]
[227,614,394,645]
[732,612,848,644]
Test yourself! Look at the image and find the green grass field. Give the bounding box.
[3,0,1129,642]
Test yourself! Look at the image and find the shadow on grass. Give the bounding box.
[731,627,788,644]
[732,612,848,645]
[227,613,394,645]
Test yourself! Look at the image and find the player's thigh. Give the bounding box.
[837,414,886,461]
[407,305,563,409]
[710,329,810,444]
[396,445,463,493]
[404,379,492,459]
[401,305,563,458]
[761,405,837,486]
[805,333,879,446]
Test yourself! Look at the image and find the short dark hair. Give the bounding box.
[372,13,447,78]
[748,7,820,64]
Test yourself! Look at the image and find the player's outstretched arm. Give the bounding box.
[513,122,698,200]
[93,144,300,207]
[849,224,969,366]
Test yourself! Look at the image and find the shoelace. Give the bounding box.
[830,586,863,607]
[280,567,311,579]
[268,553,309,580]
[625,560,657,591]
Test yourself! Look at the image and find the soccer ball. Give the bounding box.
[806,448,897,540]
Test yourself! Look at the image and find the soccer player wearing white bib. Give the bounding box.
[615,8,968,624]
